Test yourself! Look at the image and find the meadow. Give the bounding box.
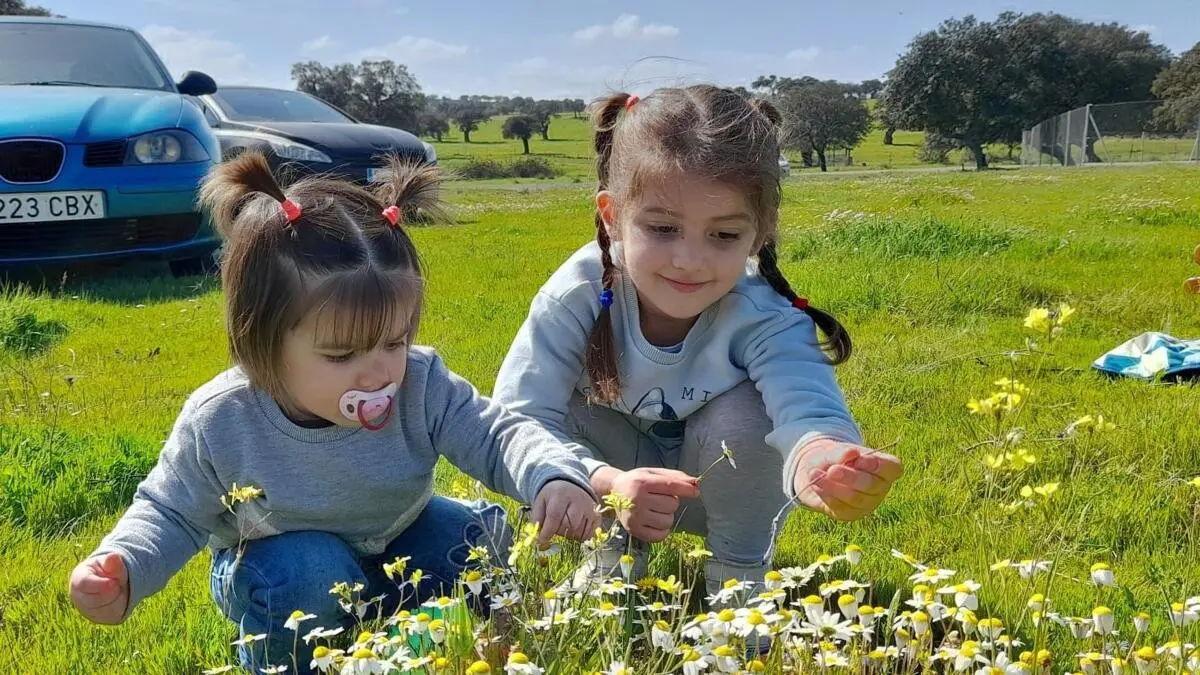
[1,162,1199,673]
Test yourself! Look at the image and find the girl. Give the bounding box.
[68,152,600,674]
[493,85,903,598]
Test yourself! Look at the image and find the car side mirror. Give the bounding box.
[177,71,217,96]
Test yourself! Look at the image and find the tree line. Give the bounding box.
[9,1,1199,170]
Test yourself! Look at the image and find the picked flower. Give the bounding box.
[220,482,264,511]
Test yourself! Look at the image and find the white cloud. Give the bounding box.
[140,25,256,86]
[1133,24,1157,35]
[302,35,338,53]
[785,46,821,63]
[359,36,469,64]
[573,14,679,43]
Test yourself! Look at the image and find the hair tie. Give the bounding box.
[599,288,614,308]
[280,198,302,223]
[792,297,810,310]
[624,95,640,111]
[382,205,402,227]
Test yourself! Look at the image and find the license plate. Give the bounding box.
[366,167,391,182]
[0,191,105,223]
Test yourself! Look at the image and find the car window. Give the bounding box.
[0,23,173,91]
[210,88,355,123]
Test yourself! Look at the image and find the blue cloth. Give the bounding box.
[1091,332,1200,380]
[210,496,510,675]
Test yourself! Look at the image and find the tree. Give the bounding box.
[450,102,489,142]
[291,59,423,131]
[1152,42,1200,132]
[0,0,52,15]
[502,115,537,154]
[859,79,884,99]
[779,83,871,172]
[418,110,450,142]
[884,12,1171,169]
[532,103,555,141]
[883,14,1024,169]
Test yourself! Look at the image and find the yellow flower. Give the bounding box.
[1024,308,1051,333]
[1056,303,1076,326]
[984,454,1005,470]
[655,575,683,596]
[466,661,492,674]
[686,545,714,560]
[968,397,997,416]
[602,491,635,514]
[1007,448,1037,471]
[1188,477,1200,489]
[1033,482,1059,498]
[220,483,264,510]
[382,556,410,581]
[994,378,1030,396]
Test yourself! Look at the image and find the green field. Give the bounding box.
[2,164,1200,673]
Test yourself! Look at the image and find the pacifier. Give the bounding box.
[339,382,398,431]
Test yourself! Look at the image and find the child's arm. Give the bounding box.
[69,405,227,623]
[421,349,598,516]
[742,311,902,516]
[493,291,608,477]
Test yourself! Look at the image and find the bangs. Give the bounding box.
[296,266,424,351]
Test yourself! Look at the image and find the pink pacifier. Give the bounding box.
[339,382,398,431]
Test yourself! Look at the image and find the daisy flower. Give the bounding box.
[650,619,675,651]
[303,626,345,644]
[284,610,317,632]
[505,652,544,675]
[937,580,982,610]
[909,566,956,585]
[592,601,626,619]
[231,633,268,647]
[801,610,855,642]
[491,589,522,611]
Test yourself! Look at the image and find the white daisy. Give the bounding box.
[284,610,317,632]
[310,646,343,671]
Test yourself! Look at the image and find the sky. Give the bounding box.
[44,0,1200,100]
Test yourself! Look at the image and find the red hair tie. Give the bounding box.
[624,95,640,111]
[280,198,302,223]
[382,205,402,227]
[792,297,810,310]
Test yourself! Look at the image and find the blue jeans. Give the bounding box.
[210,496,511,675]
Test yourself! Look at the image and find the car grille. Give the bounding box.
[84,141,127,167]
[0,140,65,183]
[0,213,202,259]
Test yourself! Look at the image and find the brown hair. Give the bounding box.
[585,84,852,404]
[199,152,447,401]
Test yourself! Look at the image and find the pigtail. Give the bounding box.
[757,238,852,365]
[198,150,291,239]
[749,97,783,128]
[370,154,451,226]
[584,92,634,404]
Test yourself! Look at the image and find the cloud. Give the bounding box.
[785,46,821,63]
[1133,24,1157,35]
[573,14,680,43]
[302,35,338,53]
[359,36,469,64]
[140,25,256,85]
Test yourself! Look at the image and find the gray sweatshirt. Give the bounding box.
[91,346,594,617]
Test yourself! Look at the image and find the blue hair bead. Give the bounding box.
[599,288,614,308]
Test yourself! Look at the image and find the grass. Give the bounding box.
[2,164,1200,673]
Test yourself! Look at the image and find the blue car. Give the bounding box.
[0,17,221,277]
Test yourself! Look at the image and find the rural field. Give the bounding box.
[2,159,1200,673]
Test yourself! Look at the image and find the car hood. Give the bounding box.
[0,85,183,142]
[223,120,425,157]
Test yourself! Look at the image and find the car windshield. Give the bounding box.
[211,88,354,123]
[0,23,173,91]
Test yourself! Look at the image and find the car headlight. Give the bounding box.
[214,130,332,164]
[125,130,210,164]
[422,141,437,164]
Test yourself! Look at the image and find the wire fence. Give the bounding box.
[1021,101,1200,167]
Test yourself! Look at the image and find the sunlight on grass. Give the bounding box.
[1,164,1198,673]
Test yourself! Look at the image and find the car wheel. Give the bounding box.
[169,256,212,278]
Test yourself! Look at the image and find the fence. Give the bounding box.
[1021,101,1200,167]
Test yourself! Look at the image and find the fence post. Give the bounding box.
[1081,104,1092,165]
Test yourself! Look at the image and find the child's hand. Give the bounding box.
[531,480,601,548]
[609,467,701,543]
[792,438,903,521]
[69,552,130,625]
